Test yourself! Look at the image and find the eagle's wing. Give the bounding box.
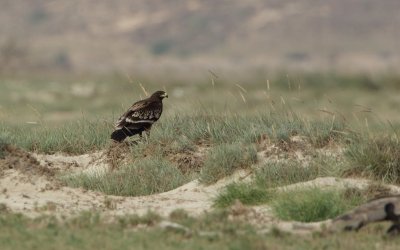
[114,99,162,129]
[331,195,400,232]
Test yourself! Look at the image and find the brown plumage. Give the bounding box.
[111,90,168,142]
[331,195,400,235]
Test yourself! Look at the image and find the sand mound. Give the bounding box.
[0,145,55,178]
[0,147,251,218]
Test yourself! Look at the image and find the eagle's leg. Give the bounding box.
[137,129,150,142]
[138,131,147,143]
[141,124,152,142]
[143,129,151,142]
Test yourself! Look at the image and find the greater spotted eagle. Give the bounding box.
[111,90,168,142]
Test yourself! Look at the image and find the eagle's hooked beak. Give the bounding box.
[162,92,168,98]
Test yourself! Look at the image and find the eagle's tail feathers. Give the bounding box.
[111,129,127,142]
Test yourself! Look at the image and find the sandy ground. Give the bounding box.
[1,145,399,234]
[0,150,250,218]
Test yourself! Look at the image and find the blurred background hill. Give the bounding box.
[1,0,399,75]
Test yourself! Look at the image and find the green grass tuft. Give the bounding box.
[346,135,400,183]
[271,188,364,222]
[214,182,272,208]
[200,143,257,184]
[306,119,345,147]
[62,157,187,196]
[254,161,322,189]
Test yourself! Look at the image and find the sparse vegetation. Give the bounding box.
[305,119,346,147]
[200,143,257,184]
[214,182,272,208]
[62,157,187,196]
[271,188,365,222]
[214,156,351,208]
[254,161,322,189]
[346,134,400,183]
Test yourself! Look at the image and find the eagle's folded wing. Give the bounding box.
[115,100,162,129]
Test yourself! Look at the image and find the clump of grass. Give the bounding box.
[346,135,400,183]
[62,157,187,196]
[254,161,321,189]
[214,157,344,208]
[214,182,272,208]
[271,188,363,222]
[0,119,111,154]
[200,143,257,184]
[213,154,348,208]
[305,119,345,147]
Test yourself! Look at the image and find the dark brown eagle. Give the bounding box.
[331,195,400,235]
[111,90,168,142]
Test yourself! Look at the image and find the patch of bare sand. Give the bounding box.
[0,145,56,178]
[33,151,108,176]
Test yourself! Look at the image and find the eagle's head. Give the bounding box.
[151,90,168,100]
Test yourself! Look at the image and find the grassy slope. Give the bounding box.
[2,98,400,193]
[1,110,349,196]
